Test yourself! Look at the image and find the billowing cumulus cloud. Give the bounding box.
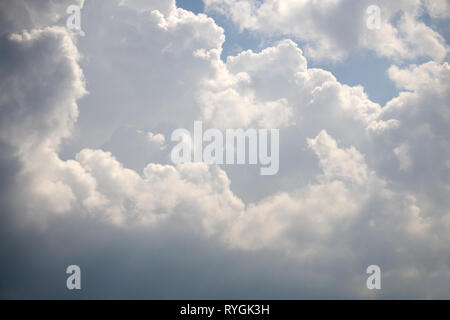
[0,0,449,299]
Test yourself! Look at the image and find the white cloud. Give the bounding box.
[1,0,450,298]
[147,131,166,149]
[424,0,450,19]
[118,0,176,16]
[205,0,448,62]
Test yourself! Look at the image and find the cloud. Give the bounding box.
[205,0,449,62]
[424,0,450,19]
[0,0,450,299]
[147,131,166,148]
[118,0,176,16]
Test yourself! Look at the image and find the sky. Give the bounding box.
[0,0,450,299]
